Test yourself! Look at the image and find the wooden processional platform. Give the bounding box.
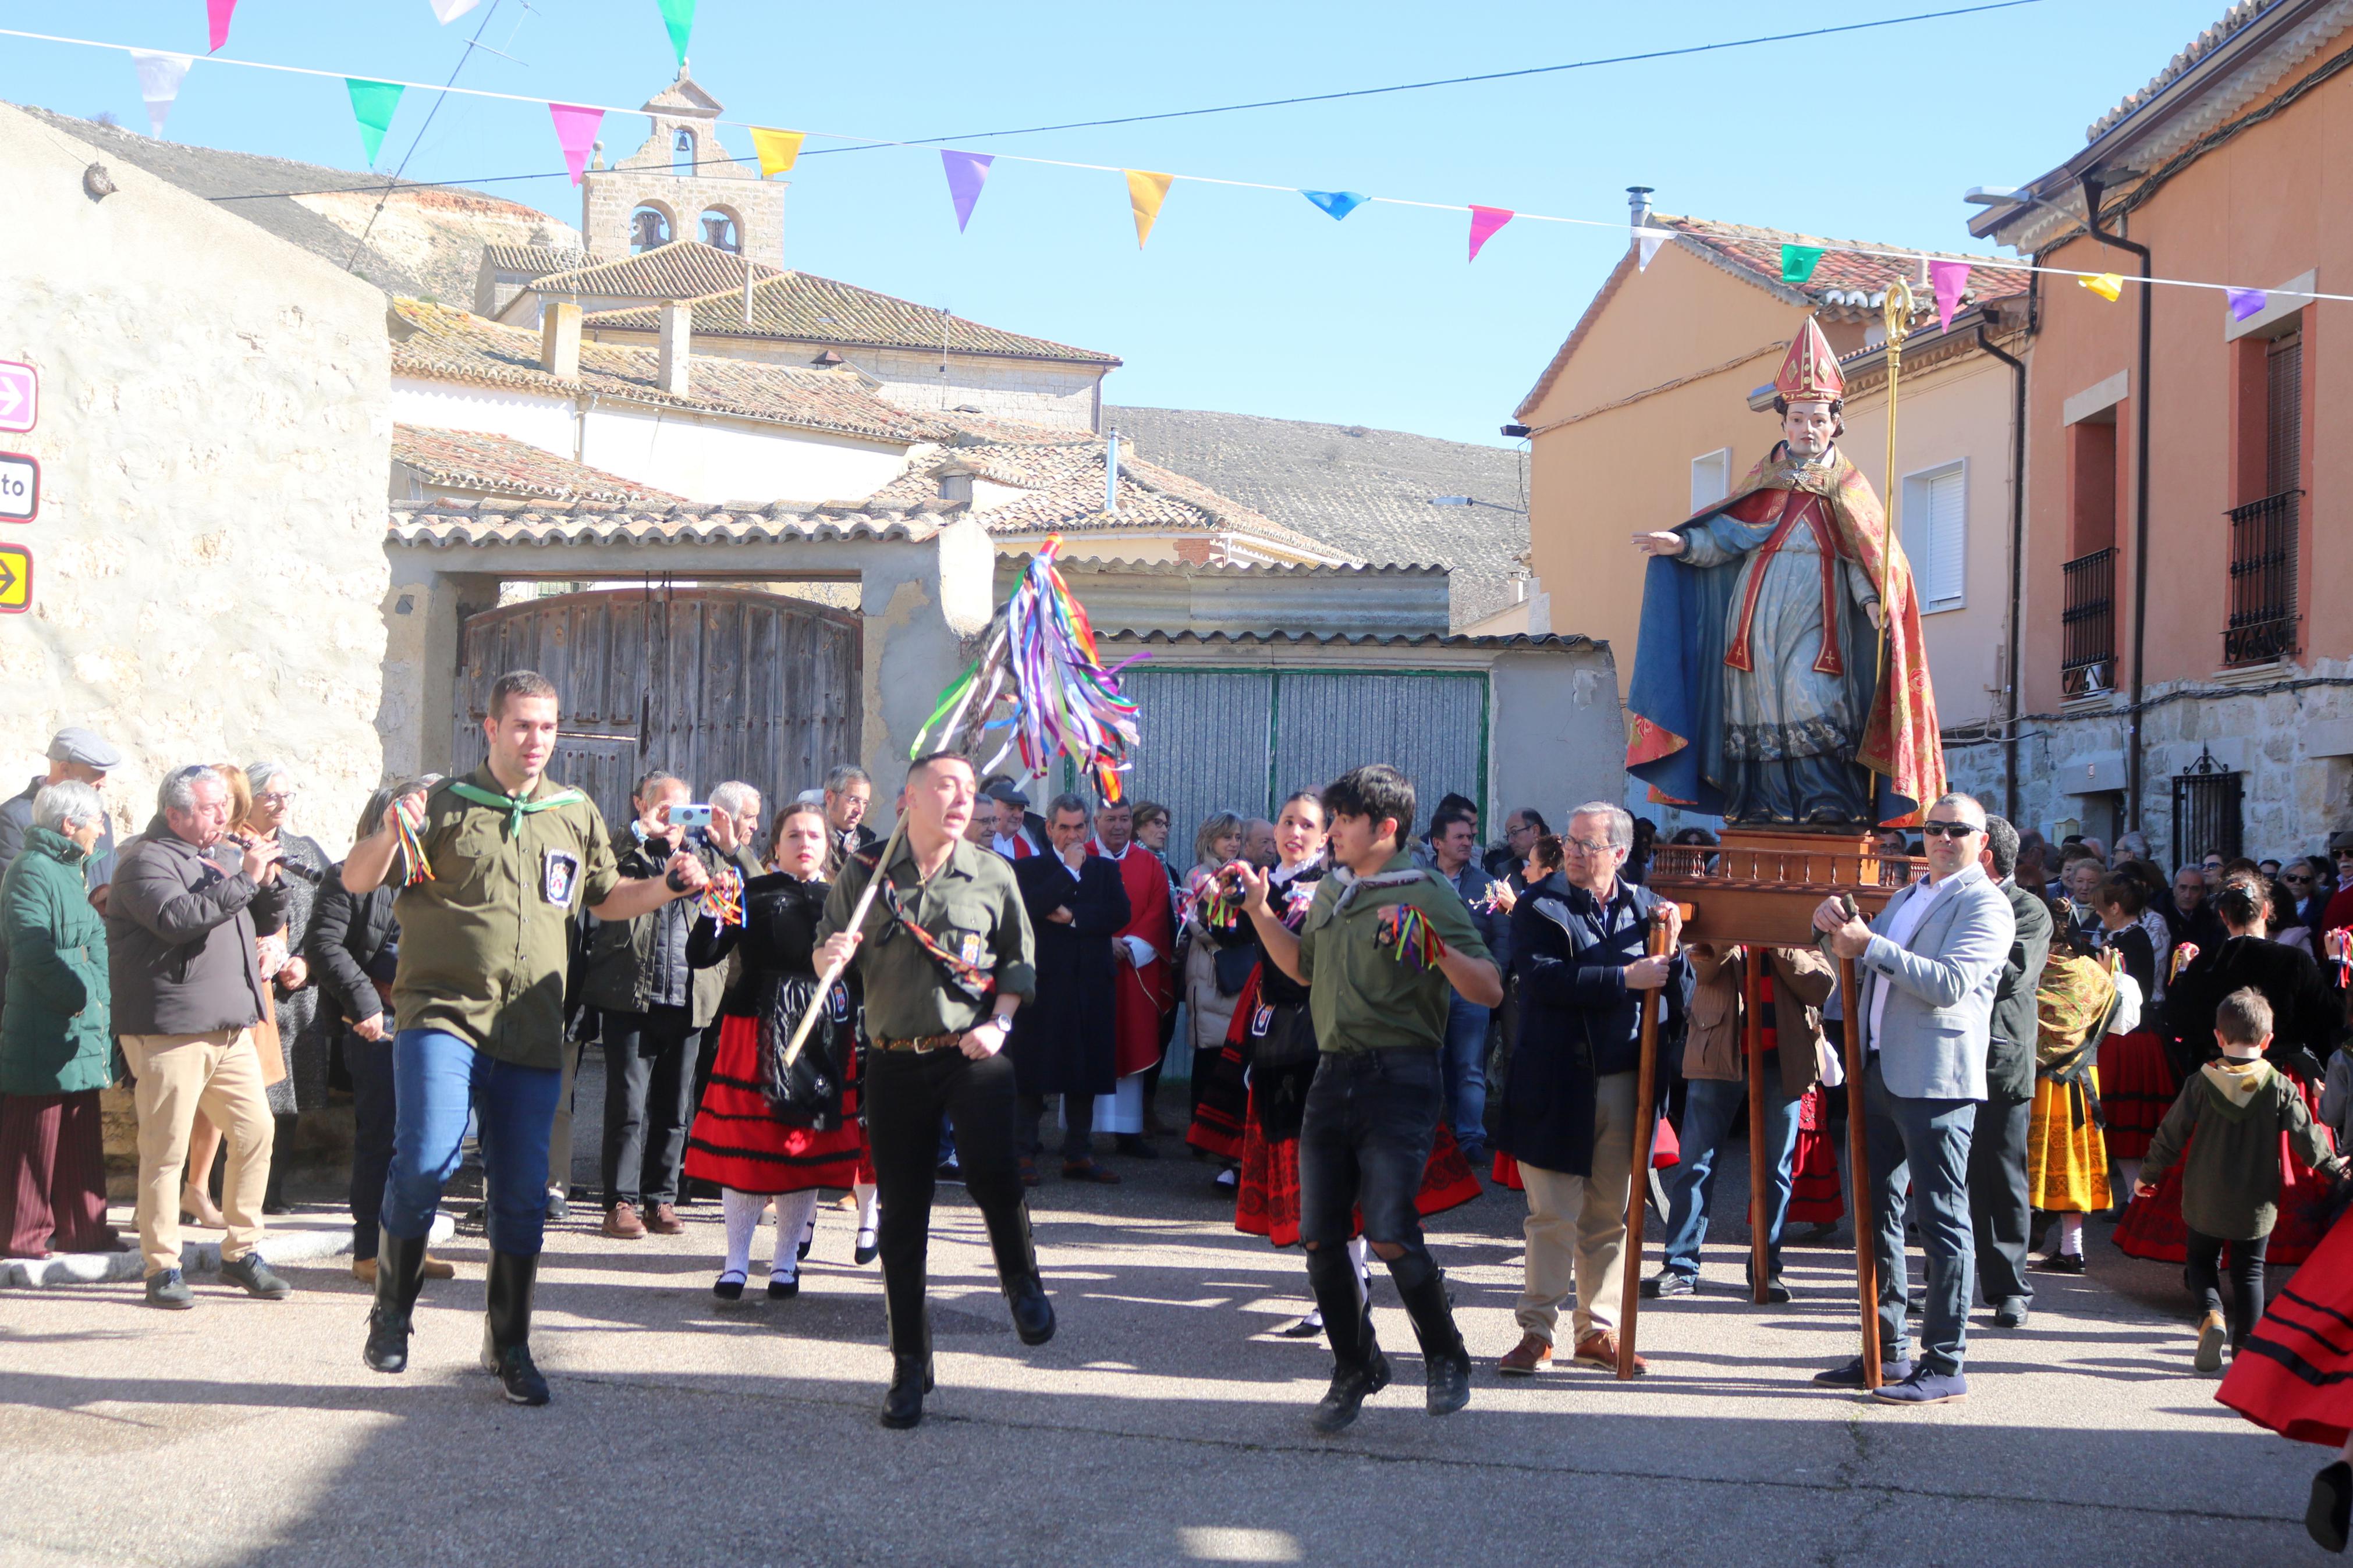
[1615,826,1917,1387]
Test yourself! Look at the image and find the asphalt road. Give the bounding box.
[0,1079,2331,1567]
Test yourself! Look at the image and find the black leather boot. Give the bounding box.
[986,1204,1056,1346]
[880,1265,933,1431]
[1392,1255,1472,1417]
[479,1251,551,1406]
[2310,1460,2351,1554]
[363,1228,430,1374]
[1306,1245,1389,1434]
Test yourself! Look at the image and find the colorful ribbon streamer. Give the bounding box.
[393,809,435,887]
[1375,902,1447,973]
[699,864,744,926]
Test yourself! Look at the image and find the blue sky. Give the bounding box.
[2,0,2234,445]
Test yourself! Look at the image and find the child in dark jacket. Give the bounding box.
[2138,987,2346,1372]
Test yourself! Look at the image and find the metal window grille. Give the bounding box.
[2061,546,2117,697]
[2170,746,2243,864]
[2224,489,2301,665]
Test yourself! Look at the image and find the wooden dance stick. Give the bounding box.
[779,815,911,1071]
[1742,951,1770,1305]
[1836,939,1883,1389]
[1616,905,1673,1381]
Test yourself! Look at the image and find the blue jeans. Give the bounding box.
[1864,1058,1976,1375]
[1298,1048,1442,1256]
[1441,997,1492,1150]
[382,1029,561,1257]
[1661,1072,1802,1282]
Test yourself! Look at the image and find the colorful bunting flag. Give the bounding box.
[941,150,994,232]
[1125,169,1173,249]
[1467,205,1513,262]
[207,0,237,54]
[1302,190,1366,221]
[656,0,695,67]
[345,79,404,168]
[429,0,485,20]
[2080,272,2124,302]
[130,49,193,139]
[1928,259,1971,332]
[748,126,804,177]
[548,103,604,187]
[1633,225,1671,271]
[1780,244,1824,285]
[2227,286,2268,322]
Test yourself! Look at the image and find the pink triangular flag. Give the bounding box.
[1929,259,1971,332]
[207,0,237,52]
[548,104,604,187]
[1468,205,1514,262]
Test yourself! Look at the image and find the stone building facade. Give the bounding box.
[580,68,783,265]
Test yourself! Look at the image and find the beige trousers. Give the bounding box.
[120,1029,274,1277]
[1515,1069,1638,1345]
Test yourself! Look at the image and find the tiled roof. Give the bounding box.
[1101,628,1599,651]
[388,497,947,549]
[388,297,952,444]
[1656,217,2031,315]
[482,242,599,277]
[527,240,784,302]
[583,268,1120,365]
[2088,1,2269,140]
[392,425,687,506]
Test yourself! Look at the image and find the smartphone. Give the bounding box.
[669,803,715,830]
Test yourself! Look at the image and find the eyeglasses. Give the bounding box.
[1919,820,1982,840]
[255,792,296,805]
[1563,836,1618,858]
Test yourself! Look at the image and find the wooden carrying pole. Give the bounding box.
[1836,949,1883,1386]
[1742,951,1770,1304]
[1616,906,1674,1379]
[778,814,911,1069]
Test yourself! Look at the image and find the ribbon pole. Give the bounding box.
[779,815,910,1071]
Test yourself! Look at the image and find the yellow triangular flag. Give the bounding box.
[1125,169,1173,249]
[2079,271,2124,302]
[750,126,804,177]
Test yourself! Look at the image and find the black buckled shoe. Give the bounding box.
[881,1353,935,1430]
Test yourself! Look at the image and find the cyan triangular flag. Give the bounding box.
[346,79,405,168]
[656,0,694,66]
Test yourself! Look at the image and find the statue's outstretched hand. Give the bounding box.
[1632,531,1686,557]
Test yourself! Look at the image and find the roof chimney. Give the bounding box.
[539,300,581,379]
[656,300,691,396]
[1627,186,1654,230]
[1104,426,1120,515]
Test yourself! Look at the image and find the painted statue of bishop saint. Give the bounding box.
[1624,317,1944,827]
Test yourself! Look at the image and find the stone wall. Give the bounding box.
[0,104,393,854]
[856,347,1101,430]
[582,124,782,265]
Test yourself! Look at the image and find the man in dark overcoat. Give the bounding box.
[1009,792,1129,1183]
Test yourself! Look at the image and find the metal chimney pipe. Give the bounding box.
[1627,186,1655,230]
[1105,426,1119,515]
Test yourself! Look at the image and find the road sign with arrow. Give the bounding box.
[0,542,29,612]
[0,361,34,435]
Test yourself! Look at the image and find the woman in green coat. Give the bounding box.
[0,781,123,1256]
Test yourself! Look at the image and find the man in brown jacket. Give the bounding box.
[1647,943,1834,1302]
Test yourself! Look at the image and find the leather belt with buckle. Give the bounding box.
[877,1033,961,1053]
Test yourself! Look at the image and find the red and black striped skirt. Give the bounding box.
[684,1013,868,1194]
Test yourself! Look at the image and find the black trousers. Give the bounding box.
[865,1047,1035,1355]
[1018,1091,1096,1162]
[1968,1090,2034,1307]
[600,1004,703,1209]
[2185,1227,2269,1351]
[347,1030,397,1260]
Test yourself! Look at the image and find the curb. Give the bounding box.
[1,1213,457,1289]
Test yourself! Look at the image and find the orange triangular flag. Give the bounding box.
[1125,169,1173,249]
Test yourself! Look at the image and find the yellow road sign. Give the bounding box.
[0,542,29,612]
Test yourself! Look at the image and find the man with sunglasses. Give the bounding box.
[1812,793,2015,1405]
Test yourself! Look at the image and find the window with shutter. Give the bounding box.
[1901,461,1967,614]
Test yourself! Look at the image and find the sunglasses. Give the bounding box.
[1918,820,1982,840]
[2284,872,2313,884]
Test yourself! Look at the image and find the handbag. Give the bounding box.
[757,978,843,1130]
[1249,999,1319,1072]
[1212,940,1258,997]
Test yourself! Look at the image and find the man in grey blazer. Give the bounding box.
[1972,817,2051,1329]
[1811,792,2017,1405]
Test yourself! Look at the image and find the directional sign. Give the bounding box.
[0,542,27,613]
[0,453,37,522]
[0,361,33,434]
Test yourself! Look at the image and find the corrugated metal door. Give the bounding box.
[453,587,861,827]
[1103,667,1486,853]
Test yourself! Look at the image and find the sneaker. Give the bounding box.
[455,1202,488,1236]
[488,1342,551,1406]
[1872,1365,1968,1405]
[220,1251,293,1301]
[1642,1270,1697,1300]
[145,1268,196,1310]
[602,1203,647,1240]
[1992,1297,2029,1329]
[1751,1274,1794,1304]
[1496,1331,1553,1376]
[934,1159,963,1185]
[2194,1310,2227,1374]
[545,1190,570,1223]
[1308,1349,1393,1435]
[1813,1355,1915,1388]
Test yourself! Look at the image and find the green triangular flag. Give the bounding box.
[1780,244,1825,285]
[346,78,404,166]
[657,0,694,66]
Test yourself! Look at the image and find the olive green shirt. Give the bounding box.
[819,834,1035,1040]
[1298,851,1492,1054]
[387,768,622,1069]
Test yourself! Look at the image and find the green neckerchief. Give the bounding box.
[448,778,589,839]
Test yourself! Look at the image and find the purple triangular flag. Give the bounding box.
[1928,259,1971,332]
[2227,287,2267,322]
[941,150,994,233]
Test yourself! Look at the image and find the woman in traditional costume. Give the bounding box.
[683,802,873,1302]
[2089,871,2167,1206]
[2217,1206,2353,1553]
[2027,900,2136,1271]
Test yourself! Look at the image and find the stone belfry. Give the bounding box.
[580,65,785,261]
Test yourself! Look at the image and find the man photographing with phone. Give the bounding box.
[341,670,712,1405]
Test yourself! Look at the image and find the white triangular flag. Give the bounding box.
[1634,226,1671,272]
[429,0,485,20]
[130,50,194,140]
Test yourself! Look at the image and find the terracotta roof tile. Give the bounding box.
[387,497,946,549]
[584,268,1120,365]
[1657,216,2031,315]
[2087,1,2268,140]
[481,242,599,276]
[388,297,953,445]
[392,425,687,506]
[527,239,784,301]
